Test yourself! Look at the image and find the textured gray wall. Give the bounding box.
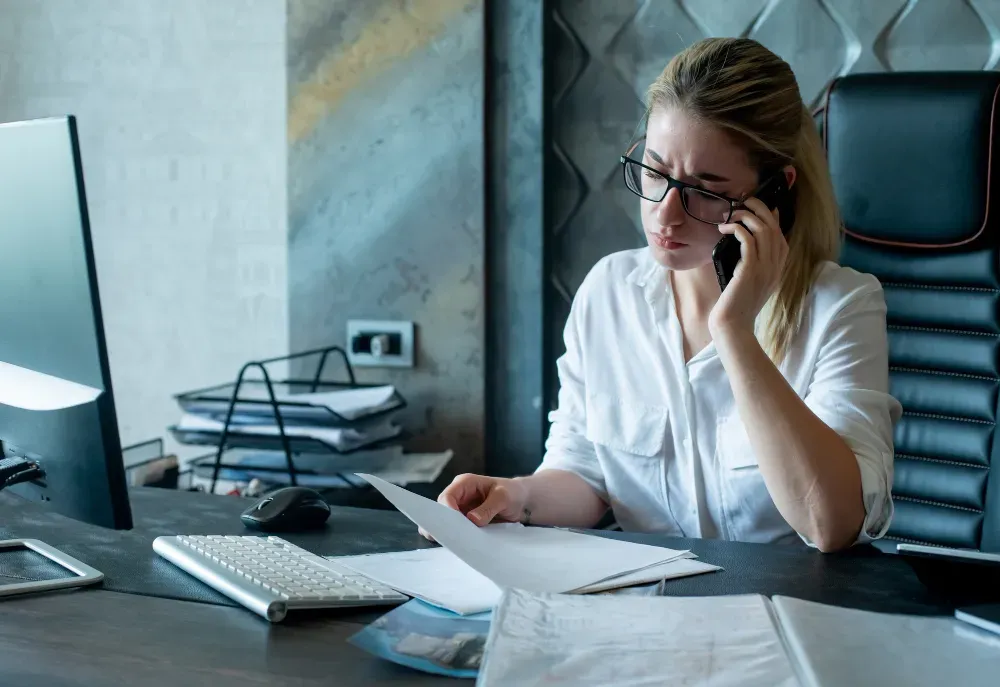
[0,0,288,463]
[547,0,1000,402]
[287,0,484,474]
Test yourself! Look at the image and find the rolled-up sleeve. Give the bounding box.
[802,279,903,544]
[534,289,608,502]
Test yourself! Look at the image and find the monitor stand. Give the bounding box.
[0,539,104,598]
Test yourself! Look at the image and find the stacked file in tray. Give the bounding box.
[170,382,407,454]
[188,445,454,489]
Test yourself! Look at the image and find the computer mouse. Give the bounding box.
[240,486,331,532]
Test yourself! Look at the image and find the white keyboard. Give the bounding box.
[153,534,408,622]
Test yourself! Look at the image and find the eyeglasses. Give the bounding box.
[620,150,747,226]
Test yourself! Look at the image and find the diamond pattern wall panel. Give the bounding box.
[554,192,643,296]
[551,145,586,236]
[750,0,848,106]
[608,0,704,98]
[554,0,643,56]
[884,0,992,71]
[553,60,644,190]
[545,0,1000,411]
[970,0,1000,69]
[550,10,586,103]
[679,0,768,38]
[823,0,908,73]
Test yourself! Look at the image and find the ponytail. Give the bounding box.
[757,105,842,363]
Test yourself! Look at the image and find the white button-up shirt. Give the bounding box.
[537,248,902,546]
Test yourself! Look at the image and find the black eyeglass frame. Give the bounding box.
[619,138,780,226]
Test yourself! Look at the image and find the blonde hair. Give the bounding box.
[646,37,842,363]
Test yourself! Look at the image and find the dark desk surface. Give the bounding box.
[0,487,961,685]
[0,589,444,687]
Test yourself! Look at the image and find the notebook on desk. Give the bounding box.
[477,590,1000,687]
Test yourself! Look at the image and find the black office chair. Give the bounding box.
[823,71,1000,552]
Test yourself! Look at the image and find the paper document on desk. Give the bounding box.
[772,595,1000,687]
[277,386,400,420]
[478,590,798,687]
[195,447,453,488]
[335,546,720,615]
[176,413,401,451]
[478,590,1000,687]
[354,473,690,595]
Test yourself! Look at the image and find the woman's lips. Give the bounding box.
[652,234,686,250]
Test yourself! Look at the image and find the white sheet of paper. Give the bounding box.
[355,473,689,594]
[334,547,721,615]
[177,412,401,450]
[575,556,721,593]
[336,547,501,615]
[478,590,798,687]
[285,386,398,419]
[773,595,1000,687]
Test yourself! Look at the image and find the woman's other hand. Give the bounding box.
[419,473,529,540]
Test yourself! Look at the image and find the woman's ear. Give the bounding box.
[783,165,797,189]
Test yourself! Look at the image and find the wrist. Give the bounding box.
[510,476,534,522]
[709,318,756,345]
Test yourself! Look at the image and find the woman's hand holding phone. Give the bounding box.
[708,196,788,338]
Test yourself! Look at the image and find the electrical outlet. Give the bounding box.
[346,320,415,368]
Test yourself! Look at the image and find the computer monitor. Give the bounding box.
[0,115,133,530]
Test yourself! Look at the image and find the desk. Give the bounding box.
[0,487,956,685]
[0,589,443,686]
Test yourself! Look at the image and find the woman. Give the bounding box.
[434,37,901,552]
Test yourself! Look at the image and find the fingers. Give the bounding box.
[437,473,481,513]
[467,486,511,526]
[429,473,492,539]
[728,207,787,273]
[719,221,758,266]
[438,488,461,511]
[436,473,522,529]
[740,198,780,233]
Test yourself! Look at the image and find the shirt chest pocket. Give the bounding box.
[584,391,669,457]
[715,414,759,469]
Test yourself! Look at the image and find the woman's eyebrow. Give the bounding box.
[645,147,731,183]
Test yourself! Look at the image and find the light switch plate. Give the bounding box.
[346,320,415,368]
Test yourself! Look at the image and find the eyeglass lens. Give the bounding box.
[623,158,732,224]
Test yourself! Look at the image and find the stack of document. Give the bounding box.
[172,385,405,453]
[331,475,721,614]
[190,446,454,489]
[478,590,1000,686]
[174,412,402,453]
[173,385,456,488]
[335,544,717,615]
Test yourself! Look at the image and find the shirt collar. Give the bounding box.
[624,248,665,290]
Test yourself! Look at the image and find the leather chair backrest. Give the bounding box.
[824,71,1000,551]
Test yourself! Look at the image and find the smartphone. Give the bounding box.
[712,172,795,291]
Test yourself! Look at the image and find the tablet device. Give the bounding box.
[897,543,1000,566]
[896,543,1000,605]
[956,604,1000,636]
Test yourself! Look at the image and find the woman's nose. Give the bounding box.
[655,187,685,224]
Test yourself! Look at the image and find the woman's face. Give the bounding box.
[639,107,761,270]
